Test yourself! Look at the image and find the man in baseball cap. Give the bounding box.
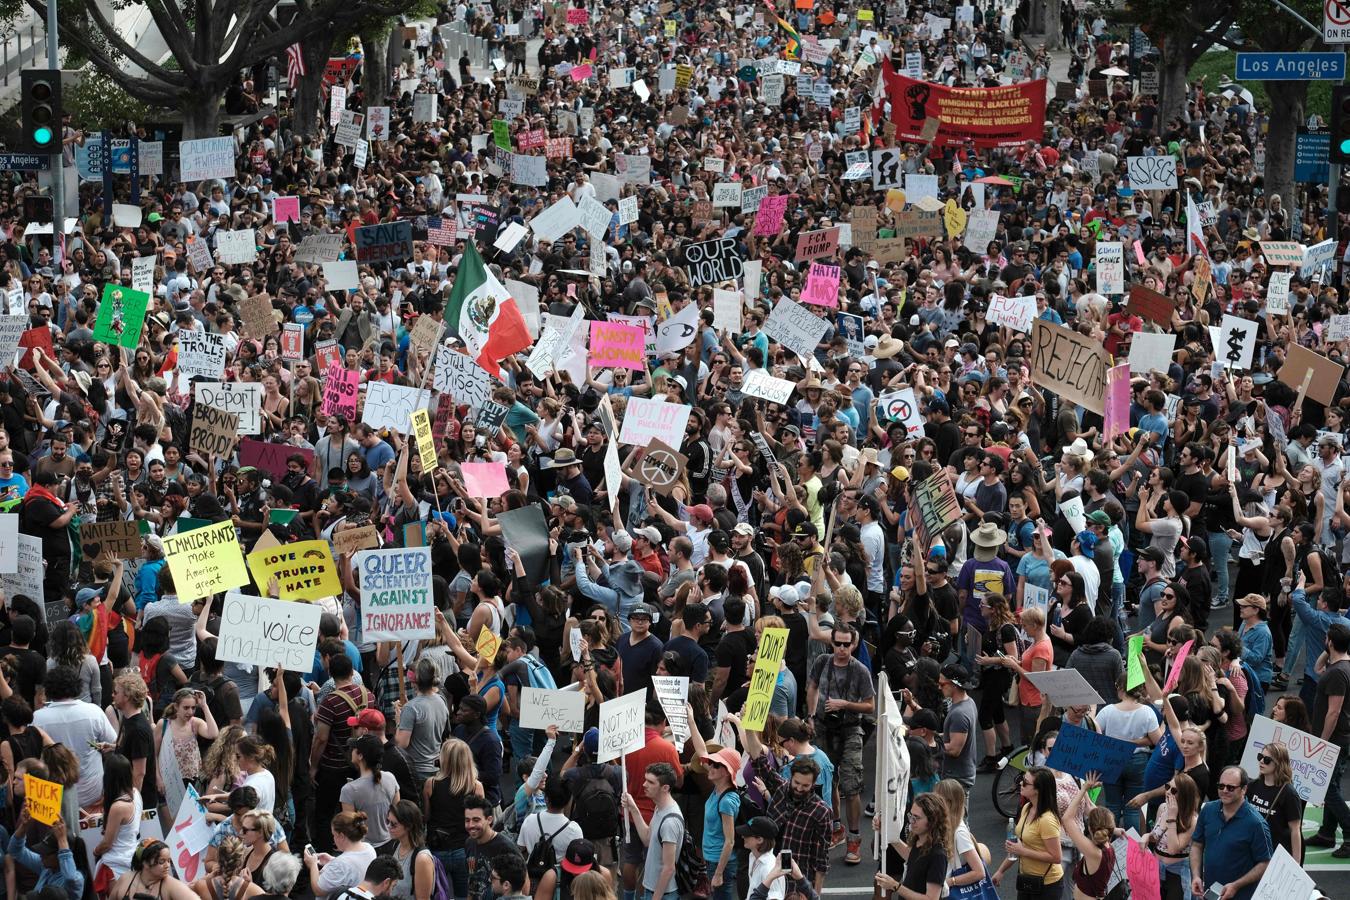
[347,708,386,735]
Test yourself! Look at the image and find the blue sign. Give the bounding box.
[0,154,50,171]
[1296,128,1330,184]
[1235,52,1346,81]
[1044,723,1137,781]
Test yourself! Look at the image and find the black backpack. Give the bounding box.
[573,764,621,840]
[525,814,573,885]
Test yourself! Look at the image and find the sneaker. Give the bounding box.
[864,801,876,819]
[831,825,846,848]
[1307,834,1337,849]
[977,756,1000,774]
[1334,843,1350,859]
[1272,673,1290,690]
[1210,597,1228,610]
[845,838,862,864]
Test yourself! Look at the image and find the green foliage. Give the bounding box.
[1187,50,1331,120]
[62,73,153,131]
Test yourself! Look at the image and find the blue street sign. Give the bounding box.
[1296,128,1330,184]
[1235,52,1346,80]
[0,154,50,171]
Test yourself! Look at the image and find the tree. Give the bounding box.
[0,0,411,138]
[1113,0,1236,124]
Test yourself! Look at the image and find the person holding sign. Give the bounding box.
[7,808,84,897]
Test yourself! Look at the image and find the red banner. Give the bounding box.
[879,61,1046,148]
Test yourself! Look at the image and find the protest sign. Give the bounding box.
[652,676,690,749]
[411,408,437,472]
[163,520,251,602]
[1031,319,1107,415]
[1214,315,1258,370]
[1024,669,1107,707]
[1105,362,1131,442]
[247,540,342,601]
[1,533,40,602]
[654,304,700,356]
[794,227,841,262]
[1251,845,1315,900]
[753,194,789,235]
[742,628,789,730]
[24,774,62,825]
[217,591,322,670]
[280,323,304,361]
[1262,241,1306,268]
[764,298,830,361]
[618,397,692,448]
[1045,723,1137,781]
[294,233,345,264]
[1241,715,1340,804]
[0,314,32,366]
[461,461,511,498]
[15,327,51,370]
[801,263,841,306]
[712,289,742,332]
[622,440,687,496]
[435,345,494,410]
[597,689,647,763]
[678,235,745,286]
[496,504,551,586]
[176,330,226,380]
[1126,634,1146,690]
[1302,238,1337,277]
[189,401,242,458]
[238,439,315,480]
[93,284,150,349]
[321,366,360,420]
[1127,284,1173,325]
[741,369,797,405]
[356,547,435,642]
[195,382,262,435]
[179,136,236,182]
[520,687,586,732]
[362,382,428,434]
[1126,155,1177,190]
[589,320,647,370]
[1278,342,1344,407]
[274,196,301,224]
[333,524,381,556]
[985,294,1035,333]
[912,472,962,542]
[214,229,257,265]
[354,220,414,264]
[1267,272,1293,314]
[1128,332,1177,375]
[963,209,999,251]
[81,520,143,560]
[878,388,924,436]
[475,400,509,437]
[1095,242,1124,294]
[1126,840,1161,900]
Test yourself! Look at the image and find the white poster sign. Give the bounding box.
[216,591,322,671]
[361,382,429,433]
[194,382,262,435]
[355,547,435,642]
[1127,332,1178,375]
[178,136,236,183]
[763,297,830,361]
[741,369,797,405]
[597,688,647,763]
[1095,242,1124,294]
[214,229,257,265]
[1241,715,1340,805]
[176,330,227,380]
[618,397,692,448]
[520,687,586,732]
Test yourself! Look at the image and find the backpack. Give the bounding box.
[673,824,710,899]
[573,765,621,840]
[411,848,452,900]
[727,787,762,832]
[523,655,558,691]
[525,814,572,885]
[187,672,229,724]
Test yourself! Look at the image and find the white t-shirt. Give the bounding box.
[516,810,583,861]
[243,768,276,814]
[747,850,786,900]
[1068,555,1101,611]
[315,843,377,896]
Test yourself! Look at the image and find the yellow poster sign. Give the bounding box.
[247,539,343,601]
[24,774,62,825]
[742,627,789,730]
[162,520,251,602]
[476,627,502,665]
[411,409,437,472]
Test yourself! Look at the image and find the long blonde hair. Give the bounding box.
[434,738,478,796]
[1261,741,1295,787]
[202,725,246,787]
[932,778,967,852]
[570,870,617,900]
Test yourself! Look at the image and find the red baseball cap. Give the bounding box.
[346,709,386,730]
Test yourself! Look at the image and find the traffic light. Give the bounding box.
[19,69,61,153]
[1334,85,1350,165]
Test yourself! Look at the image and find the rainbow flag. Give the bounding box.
[760,0,801,59]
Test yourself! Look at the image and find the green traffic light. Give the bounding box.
[1341,138,1350,154]
[32,126,52,146]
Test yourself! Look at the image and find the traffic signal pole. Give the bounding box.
[46,0,61,237]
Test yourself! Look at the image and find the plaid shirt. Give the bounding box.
[751,752,833,880]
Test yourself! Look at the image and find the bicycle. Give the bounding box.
[990,744,1032,819]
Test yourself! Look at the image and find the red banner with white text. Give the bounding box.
[879,61,1047,148]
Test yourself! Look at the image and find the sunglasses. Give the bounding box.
[1217,783,1241,792]
[832,641,851,648]
[1165,785,1177,795]
[1257,754,1274,764]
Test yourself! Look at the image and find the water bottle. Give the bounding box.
[1006,817,1018,859]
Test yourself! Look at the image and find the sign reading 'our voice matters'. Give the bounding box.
[216,591,323,671]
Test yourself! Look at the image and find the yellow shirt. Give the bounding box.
[1015,809,1064,882]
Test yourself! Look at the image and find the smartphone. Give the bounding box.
[780,850,792,869]
[1203,887,1222,900]
[305,844,316,859]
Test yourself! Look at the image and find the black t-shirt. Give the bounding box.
[714,629,756,698]
[117,712,159,810]
[1314,660,1350,748]
[1245,779,1303,856]
[465,832,519,900]
[1173,470,1209,534]
[902,845,948,895]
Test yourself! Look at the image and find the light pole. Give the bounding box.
[45,0,62,238]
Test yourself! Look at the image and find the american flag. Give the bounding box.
[286,42,306,89]
[426,216,456,246]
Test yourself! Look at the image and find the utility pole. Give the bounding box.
[45,0,62,240]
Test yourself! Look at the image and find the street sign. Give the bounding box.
[1236,52,1346,80]
[1296,127,1331,184]
[1327,0,1350,42]
[0,154,51,171]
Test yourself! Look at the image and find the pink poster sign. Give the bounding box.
[801,263,841,307]
[753,194,789,236]
[1104,362,1130,441]
[589,321,646,370]
[274,196,301,224]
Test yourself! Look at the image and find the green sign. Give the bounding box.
[93,284,150,349]
[492,119,512,151]
[1126,634,1145,690]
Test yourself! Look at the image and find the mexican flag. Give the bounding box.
[445,242,532,379]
